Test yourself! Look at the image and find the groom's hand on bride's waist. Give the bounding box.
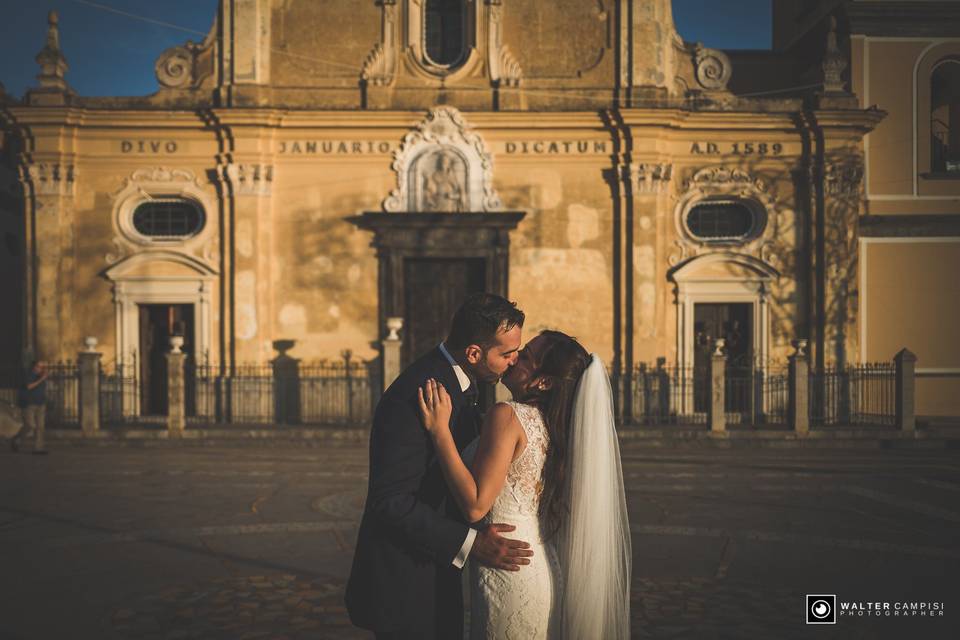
[470,523,533,571]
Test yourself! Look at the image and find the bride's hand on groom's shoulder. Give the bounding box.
[417,378,453,436]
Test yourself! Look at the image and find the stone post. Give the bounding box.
[166,336,186,437]
[894,348,917,433]
[708,339,726,434]
[78,337,101,436]
[382,317,403,392]
[789,339,810,435]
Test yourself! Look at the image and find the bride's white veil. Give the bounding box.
[558,354,631,639]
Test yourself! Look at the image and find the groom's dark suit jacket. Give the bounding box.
[346,347,481,636]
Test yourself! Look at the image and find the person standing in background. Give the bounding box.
[11,360,49,454]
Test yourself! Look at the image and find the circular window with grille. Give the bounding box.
[685,199,762,243]
[131,198,204,240]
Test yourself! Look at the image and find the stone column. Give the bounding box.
[789,339,809,435]
[894,348,917,433]
[708,339,726,434]
[217,161,274,364]
[78,337,101,436]
[166,337,186,437]
[382,317,403,392]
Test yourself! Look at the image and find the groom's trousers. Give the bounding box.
[374,564,463,640]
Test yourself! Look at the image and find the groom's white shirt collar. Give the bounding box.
[438,342,472,392]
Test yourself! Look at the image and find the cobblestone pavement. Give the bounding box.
[1,444,958,639]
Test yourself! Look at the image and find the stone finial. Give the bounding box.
[169,335,184,354]
[35,10,71,92]
[385,317,403,341]
[712,338,726,357]
[83,336,98,353]
[821,15,847,95]
[791,338,809,357]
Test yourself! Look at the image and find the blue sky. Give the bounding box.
[0,0,771,99]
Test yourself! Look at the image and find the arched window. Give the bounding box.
[931,58,960,174]
[686,200,759,243]
[424,0,467,69]
[132,198,204,239]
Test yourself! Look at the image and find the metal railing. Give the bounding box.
[187,354,380,427]
[99,360,140,427]
[809,363,895,427]
[627,360,892,428]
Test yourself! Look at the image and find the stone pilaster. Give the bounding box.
[19,162,76,361]
[78,339,101,436]
[709,338,726,434]
[166,339,186,436]
[219,161,274,364]
[789,339,809,435]
[894,348,917,433]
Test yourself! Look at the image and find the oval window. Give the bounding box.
[132,199,204,239]
[424,0,467,68]
[686,201,756,242]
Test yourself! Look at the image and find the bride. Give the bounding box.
[417,330,631,639]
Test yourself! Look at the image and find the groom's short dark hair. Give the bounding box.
[446,293,525,352]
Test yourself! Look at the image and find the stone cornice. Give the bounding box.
[1,105,886,137]
[859,214,960,238]
[846,2,960,38]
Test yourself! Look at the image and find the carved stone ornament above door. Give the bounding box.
[383,106,502,212]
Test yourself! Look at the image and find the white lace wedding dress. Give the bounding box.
[469,401,561,640]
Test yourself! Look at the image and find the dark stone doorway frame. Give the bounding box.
[349,210,526,351]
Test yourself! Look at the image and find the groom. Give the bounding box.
[346,293,534,639]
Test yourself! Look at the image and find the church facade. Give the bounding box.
[1,0,958,418]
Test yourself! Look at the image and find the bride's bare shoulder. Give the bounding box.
[483,402,522,435]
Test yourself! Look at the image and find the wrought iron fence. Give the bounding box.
[99,360,140,427]
[0,363,80,428]
[809,363,895,426]
[186,354,379,426]
[724,366,789,426]
[627,362,789,427]
[45,362,80,427]
[628,362,706,426]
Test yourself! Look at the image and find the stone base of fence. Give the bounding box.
[38,422,960,449]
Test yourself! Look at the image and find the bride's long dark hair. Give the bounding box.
[516,330,592,541]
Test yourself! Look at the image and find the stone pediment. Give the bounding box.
[668,252,779,283]
[103,250,218,281]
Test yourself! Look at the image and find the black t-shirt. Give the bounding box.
[21,370,46,406]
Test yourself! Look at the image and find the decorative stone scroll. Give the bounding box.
[487,0,523,88]
[155,45,197,89]
[693,43,732,91]
[361,0,398,86]
[383,107,502,212]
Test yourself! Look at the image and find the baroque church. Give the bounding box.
[1,0,958,419]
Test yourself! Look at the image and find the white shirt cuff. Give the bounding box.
[452,527,477,569]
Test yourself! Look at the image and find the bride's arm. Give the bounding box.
[418,379,520,522]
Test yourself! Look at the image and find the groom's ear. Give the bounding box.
[464,344,483,365]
